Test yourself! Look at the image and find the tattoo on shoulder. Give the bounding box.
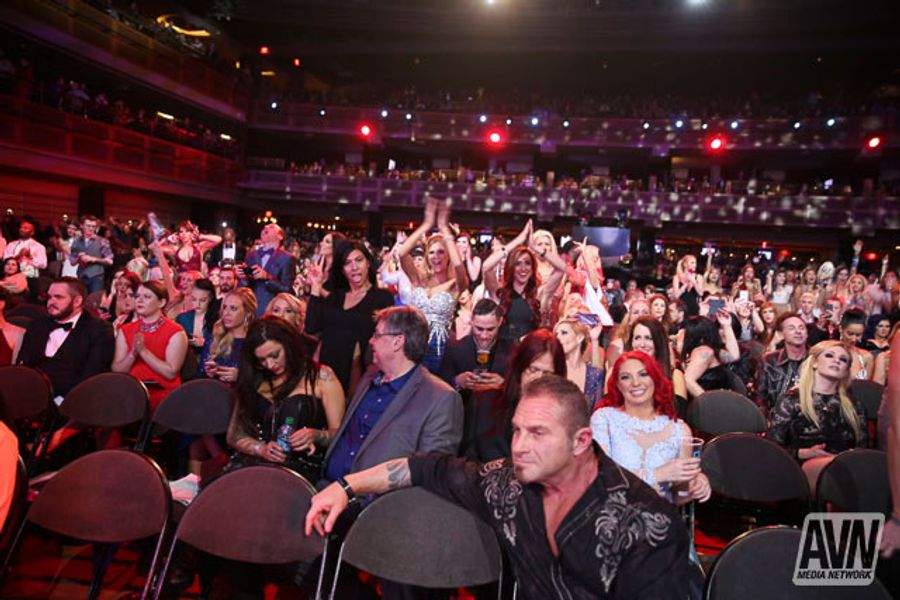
[386,459,411,490]
[319,368,333,382]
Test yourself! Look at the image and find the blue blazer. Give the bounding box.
[243,247,297,315]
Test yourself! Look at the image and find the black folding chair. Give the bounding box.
[849,380,885,423]
[3,449,171,600]
[705,525,893,599]
[686,390,767,436]
[0,366,53,465]
[815,448,890,514]
[60,372,151,452]
[328,487,503,600]
[152,465,323,599]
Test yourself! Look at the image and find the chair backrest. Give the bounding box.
[340,487,502,588]
[27,449,170,543]
[701,433,809,503]
[687,390,767,435]
[60,372,149,428]
[179,348,199,383]
[172,465,323,564]
[816,448,890,514]
[849,380,885,422]
[705,526,893,600]
[151,379,235,436]
[0,366,52,421]
[0,456,27,554]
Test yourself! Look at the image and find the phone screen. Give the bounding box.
[708,299,725,316]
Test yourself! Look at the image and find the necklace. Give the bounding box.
[140,317,165,334]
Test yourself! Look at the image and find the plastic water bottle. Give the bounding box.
[276,417,295,454]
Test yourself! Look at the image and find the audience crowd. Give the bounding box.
[0,200,897,597]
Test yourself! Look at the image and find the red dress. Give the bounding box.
[173,245,203,273]
[121,318,183,409]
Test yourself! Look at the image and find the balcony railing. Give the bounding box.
[2,0,246,117]
[240,170,898,234]
[251,103,894,152]
[0,95,240,190]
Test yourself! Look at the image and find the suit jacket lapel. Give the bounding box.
[356,366,425,458]
[54,314,86,356]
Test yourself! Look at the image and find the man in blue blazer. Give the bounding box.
[239,223,296,315]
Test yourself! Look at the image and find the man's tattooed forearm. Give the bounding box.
[386,459,411,490]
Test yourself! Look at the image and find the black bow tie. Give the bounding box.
[50,321,74,332]
[259,247,275,258]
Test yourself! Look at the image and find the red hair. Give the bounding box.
[600,350,676,420]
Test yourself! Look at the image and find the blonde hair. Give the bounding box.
[553,317,590,354]
[424,234,450,274]
[264,293,305,330]
[211,288,258,360]
[531,230,558,256]
[847,273,867,295]
[676,254,697,279]
[796,340,862,442]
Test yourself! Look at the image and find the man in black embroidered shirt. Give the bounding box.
[307,376,689,600]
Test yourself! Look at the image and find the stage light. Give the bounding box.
[675,119,684,129]
[505,118,512,125]
[865,252,879,261]
[826,118,836,127]
[707,134,726,152]
[405,113,413,121]
[687,0,708,5]
[156,111,174,120]
[219,133,232,140]
[269,102,277,110]
[730,120,739,130]
[867,136,881,149]
[221,221,228,228]
[642,122,650,130]
[293,58,301,67]
[319,108,326,116]
[701,123,708,130]
[359,124,373,138]
[562,120,570,128]
[530,117,540,126]
[380,109,389,118]
[479,114,488,123]
[487,130,503,146]
[259,46,270,55]
[260,70,275,76]
[793,121,801,130]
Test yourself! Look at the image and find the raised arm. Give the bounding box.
[716,309,740,362]
[437,202,469,291]
[150,240,179,305]
[395,198,438,283]
[481,220,532,296]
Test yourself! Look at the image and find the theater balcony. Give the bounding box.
[0,0,246,122]
[0,94,239,205]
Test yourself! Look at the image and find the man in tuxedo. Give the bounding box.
[239,223,295,316]
[207,227,243,268]
[17,277,114,403]
[439,298,511,394]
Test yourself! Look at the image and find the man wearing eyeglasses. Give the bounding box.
[317,305,463,598]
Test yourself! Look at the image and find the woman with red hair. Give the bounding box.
[591,351,711,504]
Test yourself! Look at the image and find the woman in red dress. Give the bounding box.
[112,280,188,409]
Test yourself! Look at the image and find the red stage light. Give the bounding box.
[293,58,301,67]
[867,136,881,149]
[865,252,879,261]
[486,130,504,146]
[259,46,270,55]
[707,135,726,152]
[359,124,372,138]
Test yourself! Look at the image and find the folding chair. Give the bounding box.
[705,525,892,599]
[686,390,767,436]
[850,380,885,447]
[59,372,151,452]
[815,448,890,514]
[328,487,503,600]
[151,465,323,599]
[0,366,53,465]
[3,449,171,600]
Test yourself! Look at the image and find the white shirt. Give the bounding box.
[222,244,236,261]
[44,311,83,359]
[4,238,48,273]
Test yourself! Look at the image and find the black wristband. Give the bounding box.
[337,476,356,502]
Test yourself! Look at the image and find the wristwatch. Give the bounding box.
[337,476,357,502]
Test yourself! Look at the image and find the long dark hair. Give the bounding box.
[625,316,673,379]
[326,240,378,292]
[502,328,566,413]
[192,278,219,330]
[681,315,725,363]
[234,316,320,435]
[497,247,541,329]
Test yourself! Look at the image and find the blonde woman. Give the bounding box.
[673,254,704,316]
[392,198,468,372]
[767,340,867,493]
[843,274,871,314]
[265,292,306,331]
[200,288,257,383]
[553,318,604,410]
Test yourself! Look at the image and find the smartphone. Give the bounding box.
[576,313,601,327]
[708,299,725,316]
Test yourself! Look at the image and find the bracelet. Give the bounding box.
[337,476,357,502]
[252,442,262,456]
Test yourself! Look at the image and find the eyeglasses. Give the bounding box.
[371,331,403,340]
[523,365,556,378]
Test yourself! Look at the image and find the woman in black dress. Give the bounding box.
[227,316,345,483]
[305,241,394,393]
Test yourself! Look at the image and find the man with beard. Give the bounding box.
[4,219,47,296]
[217,266,237,299]
[17,277,114,404]
[307,375,688,600]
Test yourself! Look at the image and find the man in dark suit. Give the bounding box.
[318,305,463,599]
[206,227,243,269]
[17,277,114,403]
[439,298,511,394]
[239,223,295,316]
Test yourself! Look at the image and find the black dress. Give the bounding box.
[305,287,394,393]
[767,390,867,455]
[499,291,536,344]
[248,392,328,483]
